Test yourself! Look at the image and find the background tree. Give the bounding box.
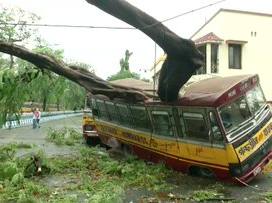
[107,49,140,81]
[29,42,64,111]
[62,80,86,110]
[17,41,87,112]
[0,7,88,124]
[0,6,40,68]
[0,60,33,124]
[0,6,41,124]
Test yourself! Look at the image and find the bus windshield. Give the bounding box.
[246,85,266,115]
[219,84,266,133]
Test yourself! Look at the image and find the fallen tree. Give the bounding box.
[0,0,204,103]
[85,0,204,102]
[0,42,150,103]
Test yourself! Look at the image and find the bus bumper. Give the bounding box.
[236,150,272,183]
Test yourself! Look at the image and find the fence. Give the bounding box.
[2,111,83,129]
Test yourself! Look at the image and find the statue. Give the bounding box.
[120,50,133,71]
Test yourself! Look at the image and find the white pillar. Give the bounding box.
[206,43,211,74]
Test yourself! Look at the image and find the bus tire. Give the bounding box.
[121,144,133,156]
[189,166,215,179]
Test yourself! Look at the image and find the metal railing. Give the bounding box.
[2,111,83,129]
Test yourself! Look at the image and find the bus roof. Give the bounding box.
[149,74,259,107]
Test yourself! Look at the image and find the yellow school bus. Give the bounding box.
[89,74,272,183]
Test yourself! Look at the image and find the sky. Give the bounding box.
[1,0,272,80]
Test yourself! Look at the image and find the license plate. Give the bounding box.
[253,166,262,176]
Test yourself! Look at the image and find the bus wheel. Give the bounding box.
[122,144,133,156]
[189,166,215,179]
[198,167,215,178]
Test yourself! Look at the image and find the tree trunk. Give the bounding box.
[57,98,60,111]
[42,96,47,111]
[85,0,204,101]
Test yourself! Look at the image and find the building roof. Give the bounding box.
[194,32,223,45]
[110,78,154,91]
[191,9,272,39]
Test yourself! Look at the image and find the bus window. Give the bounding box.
[105,101,119,123]
[130,106,150,132]
[183,112,209,141]
[96,100,109,120]
[152,111,174,137]
[209,111,223,143]
[219,96,251,133]
[172,107,184,138]
[116,104,133,127]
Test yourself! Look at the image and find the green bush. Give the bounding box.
[47,127,82,146]
[0,162,19,181]
[11,172,24,186]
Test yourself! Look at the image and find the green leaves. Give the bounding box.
[0,6,40,43]
[46,127,82,146]
[0,67,32,125]
[107,69,140,81]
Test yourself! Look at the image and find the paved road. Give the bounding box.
[0,115,83,157]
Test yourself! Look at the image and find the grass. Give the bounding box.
[0,135,234,202]
[264,192,272,203]
[191,190,224,202]
[0,142,175,203]
[3,127,263,202]
[46,127,82,146]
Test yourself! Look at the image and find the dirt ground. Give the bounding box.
[0,116,271,203]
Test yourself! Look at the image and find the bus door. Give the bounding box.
[179,107,215,161]
[208,111,225,147]
[207,110,228,166]
[148,106,180,161]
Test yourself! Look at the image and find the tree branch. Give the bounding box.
[85,0,204,102]
[0,41,151,102]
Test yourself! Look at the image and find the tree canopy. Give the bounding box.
[0,7,87,124]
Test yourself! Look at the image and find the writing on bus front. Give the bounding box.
[238,137,259,156]
[225,75,258,101]
[263,122,272,137]
[237,121,272,156]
